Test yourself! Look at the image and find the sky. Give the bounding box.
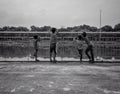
[0,0,120,28]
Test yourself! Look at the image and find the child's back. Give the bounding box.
[50,33,57,44]
[75,39,84,50]
[33,35,39,49]
[74,35,84,63]
[83,36,92,46]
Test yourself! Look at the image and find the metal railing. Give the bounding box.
[0,31,120,61]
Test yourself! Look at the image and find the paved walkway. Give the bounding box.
[0,62,120,94]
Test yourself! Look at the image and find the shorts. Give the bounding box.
[50,43,56,54]
[86,45,93,51]
[77,49,83,55]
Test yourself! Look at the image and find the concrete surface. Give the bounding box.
[0,62,120,94]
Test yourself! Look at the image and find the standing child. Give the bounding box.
[82,32,94,63]
[50,28,58,63]
[33,35,40,61]
[74,35,84,63]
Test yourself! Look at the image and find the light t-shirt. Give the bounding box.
[75,39,84,50]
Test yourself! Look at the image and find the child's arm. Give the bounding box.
[80,34,84,40]
[73,37,77,41]
[38,36,41,41]
[73,37,77,47]
[55,29,59,35]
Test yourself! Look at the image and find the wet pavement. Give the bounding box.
[0,62,120,94]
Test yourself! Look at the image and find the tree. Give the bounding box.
[0,27,3,31]
[89,26,98,32]
[58,27,68,32]
[16,26,29,31]
[0,26,29,31]
[2,26,9,31]
[101,25,113,32]
[66,27,73,31]
[30,25,51,31]
[78,24,92,32]
[39,26,51,31]
[114,23,120,31]
[9,26,16,31]
[30,25,38,31]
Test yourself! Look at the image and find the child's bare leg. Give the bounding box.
[85,47,91,62]
[35,49,39,61]
[80,53,82,62]
[53,50,56,63]
[90,47,94,63]
[50,52,52,62]
[78,50,82,63]
[50,46,53,62]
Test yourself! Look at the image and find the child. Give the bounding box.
[74,35,84,63]
[33,35,40,61]
[50,28,58,63]
[82,32,94,63]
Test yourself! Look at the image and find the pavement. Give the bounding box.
[0,62,120,94]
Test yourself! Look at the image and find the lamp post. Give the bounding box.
[99,10,102,41]
[99,10,102,60]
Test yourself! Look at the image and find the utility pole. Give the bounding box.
[99,9,102,41]
[99,9,102,58]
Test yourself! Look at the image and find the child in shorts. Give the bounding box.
[82,32,94,63]
[50,28,58,63]
[33,35,40,61]
[74,35,84,63]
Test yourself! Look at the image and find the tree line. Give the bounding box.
[0,23,120,32]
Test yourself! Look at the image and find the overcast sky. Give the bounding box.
[0,0,120,28]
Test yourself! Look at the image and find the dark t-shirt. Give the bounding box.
[83,36,92,46]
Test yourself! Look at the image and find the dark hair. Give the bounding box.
[75,37,78,40]
[51,28,56,33]
[78,35,82,40]
[33,35,38,39]
[82,32,87,37]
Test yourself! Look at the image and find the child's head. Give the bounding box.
[51,28,56,33]
[33,35,38,39]
[82,32,87,37]
[75,37,78,40]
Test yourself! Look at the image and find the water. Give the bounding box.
[0,40,120,61]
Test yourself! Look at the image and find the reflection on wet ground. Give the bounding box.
[0,62,120,94]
